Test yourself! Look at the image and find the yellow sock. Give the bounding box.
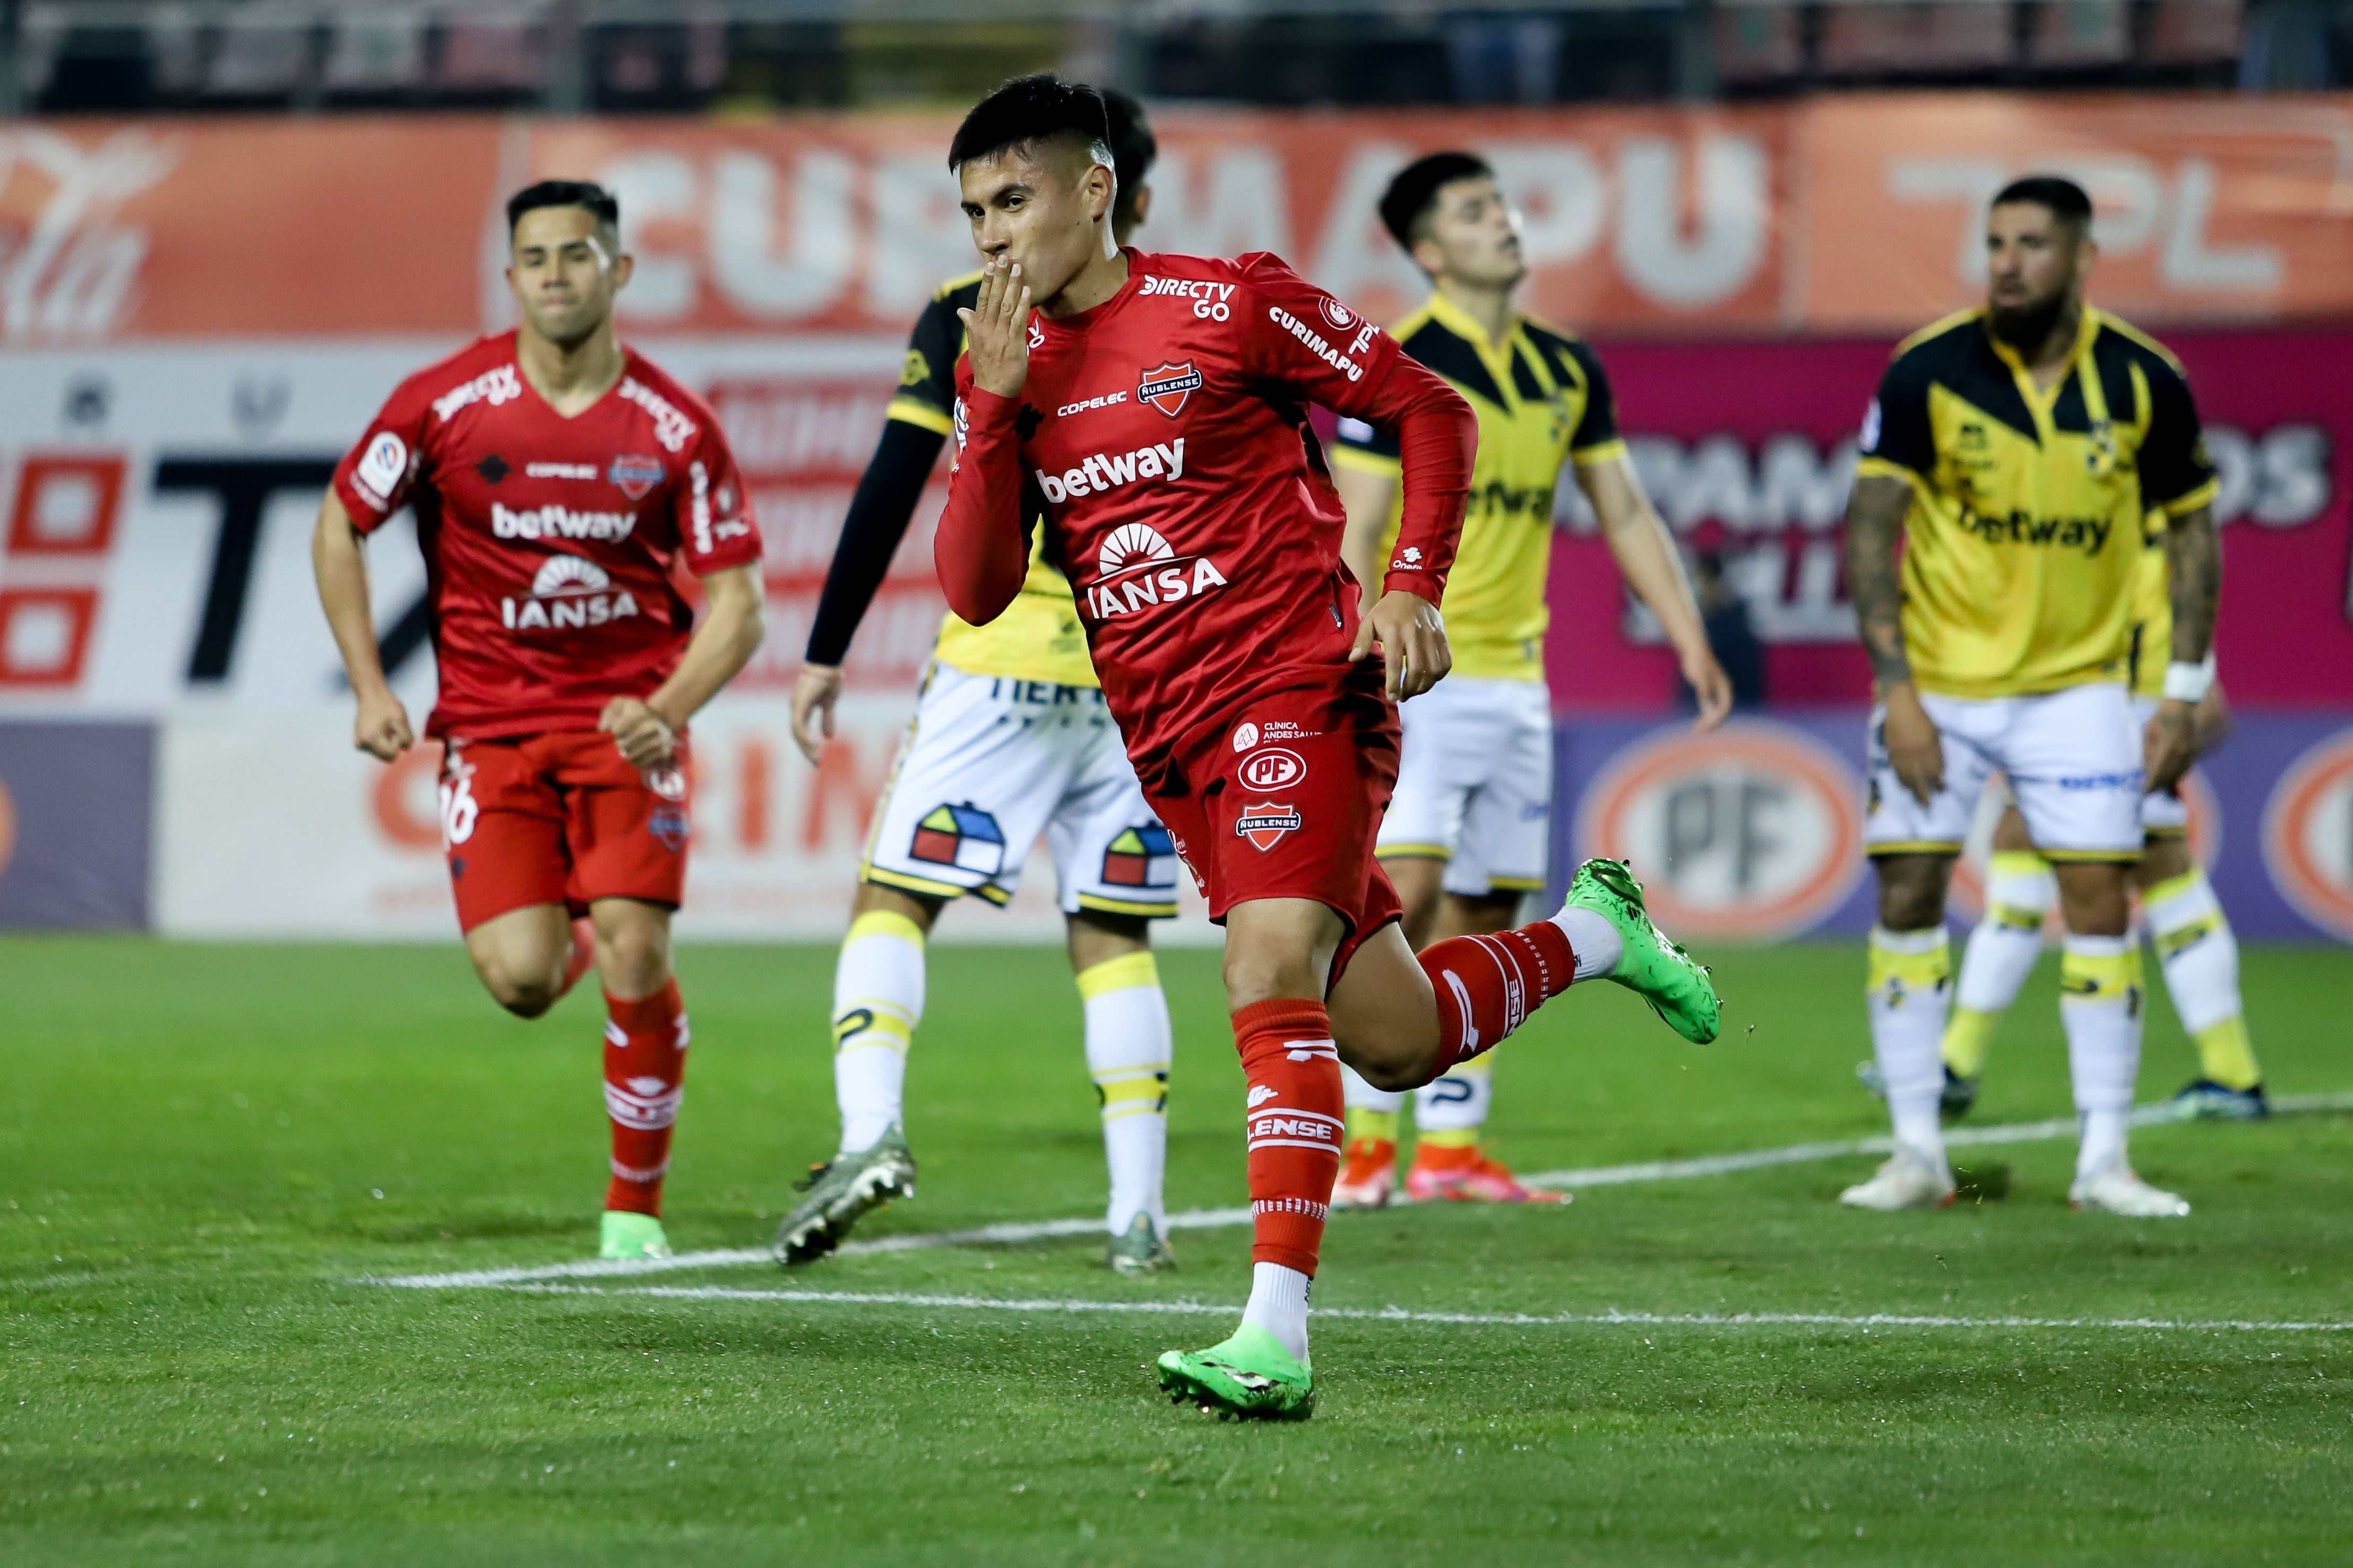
[1417,1128,1480,1150]
[1346,1106,1399,1147]
[2193,1016,2262,1091]
[1942,1007,1997,1079]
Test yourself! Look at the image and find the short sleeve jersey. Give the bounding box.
[892,274,1094,689]
[331,332,762,741]
[1333,291,1622,680]
[1855,307,2217,699]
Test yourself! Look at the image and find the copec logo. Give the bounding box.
[1083,522,1229,621]
[1036,438,1185,504]
[501,555,643,632]
[1576,720,1863,940]
[492,501,638,543]
[2263,731,2353,940]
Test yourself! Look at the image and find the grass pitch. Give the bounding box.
[4,936,2351,1565]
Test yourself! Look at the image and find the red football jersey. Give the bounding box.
[937,250,1473,785]
[332,332,761,741]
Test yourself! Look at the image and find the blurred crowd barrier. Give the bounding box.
[0,97,2347,939]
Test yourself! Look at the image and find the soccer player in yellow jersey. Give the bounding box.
[1843,175,2222,1216]
[1326,152,1731,1207]
[774,92,1183,1273]
[1928,530,2263,1120]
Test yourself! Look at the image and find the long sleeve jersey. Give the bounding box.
[936,249,1475,786]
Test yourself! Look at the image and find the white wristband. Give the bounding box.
[2161,653,2216,704]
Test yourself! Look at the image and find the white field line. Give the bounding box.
[361,1093,2353,1292]
[394,1280,2353,1336]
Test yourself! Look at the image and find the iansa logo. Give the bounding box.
[1084,522,1230,620]
[501,553,643,632]
[1137,361,1202,417]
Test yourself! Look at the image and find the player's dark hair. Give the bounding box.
[948,73,1115,176]
[506,179,620,239]
[1379,151,1496,254]
[1102,88,1157,234]
[1992,174,2093,234]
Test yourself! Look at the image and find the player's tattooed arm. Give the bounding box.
[2145,501,2222,792]
[1845,473,1943,804]
[311,489,413,761]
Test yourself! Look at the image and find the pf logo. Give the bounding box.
[1238,747,1305,791]
[2263,730,2353,940]
[1575,721,1863,940]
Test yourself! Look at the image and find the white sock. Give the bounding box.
[1867,925,1952,1165]
[831,909,926,1154]
[1341,1062,1406,1116]
[2144,867,2250,1038]
[1241,1261,1312,1365]
[1549,905,1623,981]
[1414,1051,1494,1136]
[1079,951,1172,1236]
[2059,932,2142,1180]
[1954,851,2054,1014]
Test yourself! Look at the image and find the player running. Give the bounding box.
[934,76,1719,1419]
[772,91,1183,1276]
[1899,530,2261,1121]
[1328,152,1732,1209]
[1842,175,2220,1217]
[313,180,764,1261]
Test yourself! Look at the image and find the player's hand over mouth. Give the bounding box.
[1351,590,1452,701]
[2143,697,2198,794]
[956,255,1032,399]
[1880,682,1945,805]
[791,663,845,764]
[353,685,415,761]
[600,696,679,770]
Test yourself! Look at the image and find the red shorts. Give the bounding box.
[1145,665,1403,983]
[438,731,692,932]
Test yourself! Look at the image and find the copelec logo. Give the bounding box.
[1238,747,1306,790]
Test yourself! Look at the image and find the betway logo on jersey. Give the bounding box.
[1082,522,1230,621]
[501,555,642,633]
[1958,507,2116,555]
[492,501,638,543]
[1035,438,1186,504]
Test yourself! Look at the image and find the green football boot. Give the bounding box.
[599,1210,673,1261]
[1561,857,1720,1044]
[1156,1322,1314,1421]
[1105,1212,1176,1276]
[771,1122,917,1266]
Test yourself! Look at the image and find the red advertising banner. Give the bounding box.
[3,95,2351,344]
[1546,327,2352,712]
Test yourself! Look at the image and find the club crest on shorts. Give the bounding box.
[1137,361,1202,418]
[911,801,1007,877]
[1235,801,1302,852]
[1238,746,1306,791]
[1101,823,1178,890]
[608,454,665,500]
[648,806,688,851]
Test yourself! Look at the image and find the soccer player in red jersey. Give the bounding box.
[934,78,1721,1418]
[311,181,766,1262]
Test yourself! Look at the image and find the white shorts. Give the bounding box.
[1376,674,1553,897]
[863,662,1179,917]
[2131,695,2190,837]
[1866,682,2143,861]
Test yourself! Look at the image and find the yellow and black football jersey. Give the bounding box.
[1856,306,2218,700]
[892,273,1095,689]
[1332,290,1625,681]
[2130,513,2174,701]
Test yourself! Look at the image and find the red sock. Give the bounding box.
[559,917,598,1000]
[1419,921,1578,1080]
[1234,999,1344,1276]
[602,981,689,1216]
